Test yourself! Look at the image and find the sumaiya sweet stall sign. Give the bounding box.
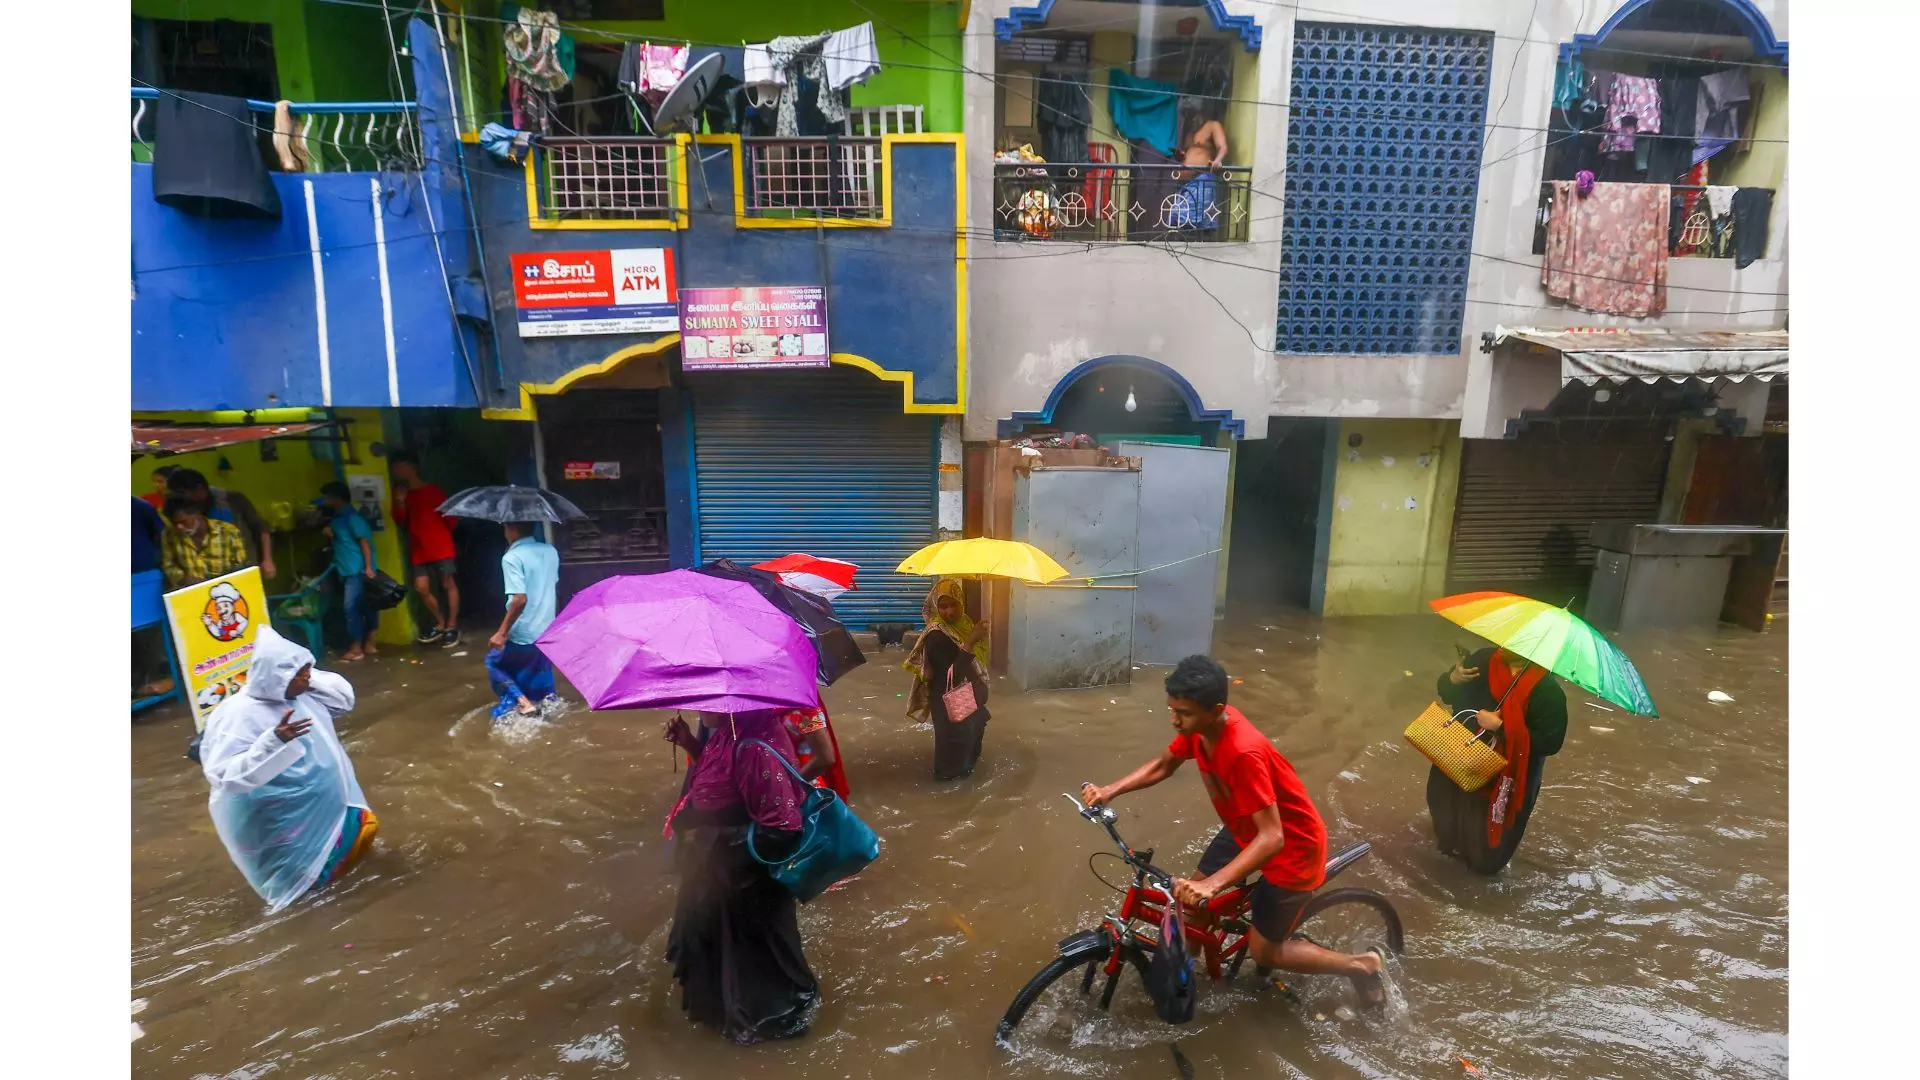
[678,286,829,371]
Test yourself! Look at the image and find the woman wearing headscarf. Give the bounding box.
[200,627,378,913]
[1429,646,1569,874]
[661,711,819,1044]
[903,579,992,780]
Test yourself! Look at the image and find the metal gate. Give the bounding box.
[1447,422,1671,599]
[693,368,936,627]
[1116,442,1229,665]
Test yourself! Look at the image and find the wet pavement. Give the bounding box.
[132,611,1787,1080]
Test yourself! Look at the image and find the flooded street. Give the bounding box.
[132,611,1786,1080]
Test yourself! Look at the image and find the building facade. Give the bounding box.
[960,0,1788,616]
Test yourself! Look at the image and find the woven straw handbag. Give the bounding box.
[1404,702,1509,793]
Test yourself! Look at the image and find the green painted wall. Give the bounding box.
[133,0,403,102]
[475,0,965,132]
[134,0,315,100]
[1320,419,1463,617]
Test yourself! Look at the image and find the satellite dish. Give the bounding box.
[649,51,725,136]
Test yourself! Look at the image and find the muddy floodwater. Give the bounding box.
[132,611,1787,1079]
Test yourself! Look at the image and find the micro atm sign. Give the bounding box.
[510,248,680,338]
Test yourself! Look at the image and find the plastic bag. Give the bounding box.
[1144,887,1198,1023]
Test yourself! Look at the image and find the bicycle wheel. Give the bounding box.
[996,931,1127,1045]
[1291,887,1405,957]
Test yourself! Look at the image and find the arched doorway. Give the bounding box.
[1000,355,1244,445]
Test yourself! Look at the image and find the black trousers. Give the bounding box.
[1427,755,1547,875]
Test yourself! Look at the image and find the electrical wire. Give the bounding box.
[294,0,1789,145]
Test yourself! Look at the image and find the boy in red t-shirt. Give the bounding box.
[388,450,461,646]
[1082,655,1388,1006]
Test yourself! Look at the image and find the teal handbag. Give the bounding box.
[738,740,881,902]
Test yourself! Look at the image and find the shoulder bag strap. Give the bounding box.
[736,738,819,867]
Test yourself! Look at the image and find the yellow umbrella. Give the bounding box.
[895,538,1072,584]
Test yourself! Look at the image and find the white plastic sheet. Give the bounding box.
[201,628,368,912]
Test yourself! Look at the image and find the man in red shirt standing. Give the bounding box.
[1082,655,1388,1007]
[388,450,461,647]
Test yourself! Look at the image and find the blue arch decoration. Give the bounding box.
[1562,0,1787,63]
[995,0,1262,52]
[998,355,1247,439]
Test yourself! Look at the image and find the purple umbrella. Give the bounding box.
[537,570,821,713]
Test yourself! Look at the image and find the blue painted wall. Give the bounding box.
[130,20,483,412]
[131,165,478,410]
[466,140,962,409]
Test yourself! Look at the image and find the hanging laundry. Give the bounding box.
[766,32,847,136]
[688,45,745,84]
[1643,76,1698,183]
[479,122,535,164]
[641,44,688,106]
[1552,57,1586,112]
[1107,68,1179,155]
[1704,185,1736,220]
[1731,187,1773,268]
[824,22,881,91]
[1035,72,1092,167]
[502,7,573,89]
[151,91,282,219]
[1541,181,1670,318]
[1693,70,1750,165]
[1600,75,1660,155]
[743,43,785,87]
[503,6,573,135]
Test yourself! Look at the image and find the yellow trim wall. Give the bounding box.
[486,134,969,420]
[1320,419,1463,617]
[132,408,419,646]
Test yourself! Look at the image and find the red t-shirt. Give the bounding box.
[1168,706,1328,891]
[393,482,456,565]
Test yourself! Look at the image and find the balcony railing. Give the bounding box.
[1532,181,1776,260]
[994,162,1252,243]
[531,137,680,224]
[131,88,420,174]
[742,138,885,222]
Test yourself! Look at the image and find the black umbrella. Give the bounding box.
[692,558,867,686]
[437,485,587,524]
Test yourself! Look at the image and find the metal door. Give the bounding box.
[1116,441,1230,666]
[1009,466,1139,691]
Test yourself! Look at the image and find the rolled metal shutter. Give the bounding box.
[1446,422,1671,600]
[693,368,936,627]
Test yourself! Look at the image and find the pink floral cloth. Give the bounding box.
[1600,75,1661,155]
[1542,181,1670,318]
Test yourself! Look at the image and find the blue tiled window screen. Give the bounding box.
[1276,23,1492,355]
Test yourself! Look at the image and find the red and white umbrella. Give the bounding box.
[752,553,859,601]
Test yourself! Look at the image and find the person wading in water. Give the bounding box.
[1429,646,1569,874]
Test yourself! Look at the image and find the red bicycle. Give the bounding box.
[996,793,1405,1044]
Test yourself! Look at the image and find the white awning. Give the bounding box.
[1491,328,1788,385]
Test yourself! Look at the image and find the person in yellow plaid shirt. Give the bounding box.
[162,494,251,588]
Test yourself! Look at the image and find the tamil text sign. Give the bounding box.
[679,286,829,370]
[512,248,679,337]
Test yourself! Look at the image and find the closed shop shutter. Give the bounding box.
[1447,422,1671,599]
[694,368,936,627]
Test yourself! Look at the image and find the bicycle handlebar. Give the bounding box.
[1061,791,1175,892]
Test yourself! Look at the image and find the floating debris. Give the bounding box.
[1707,691,1734,704]
[1461,1058,1487,1078]
[1590,726,1615,734]
[1586,701,1616,712]
[1686,776,1710,785]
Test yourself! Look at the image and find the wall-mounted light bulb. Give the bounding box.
[1124,386,1138,413]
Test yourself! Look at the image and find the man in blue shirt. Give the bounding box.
[320,482,380,662]
[485,521,561,718]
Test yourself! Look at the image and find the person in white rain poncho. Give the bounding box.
[201,627,378,912]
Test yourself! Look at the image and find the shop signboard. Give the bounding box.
[163,566,273,731]
[678,285,829,371]
[511,248,679,337]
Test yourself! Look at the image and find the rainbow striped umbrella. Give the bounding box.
[1429,591,1658,717]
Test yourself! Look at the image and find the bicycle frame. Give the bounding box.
[1065,792,1262,985]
